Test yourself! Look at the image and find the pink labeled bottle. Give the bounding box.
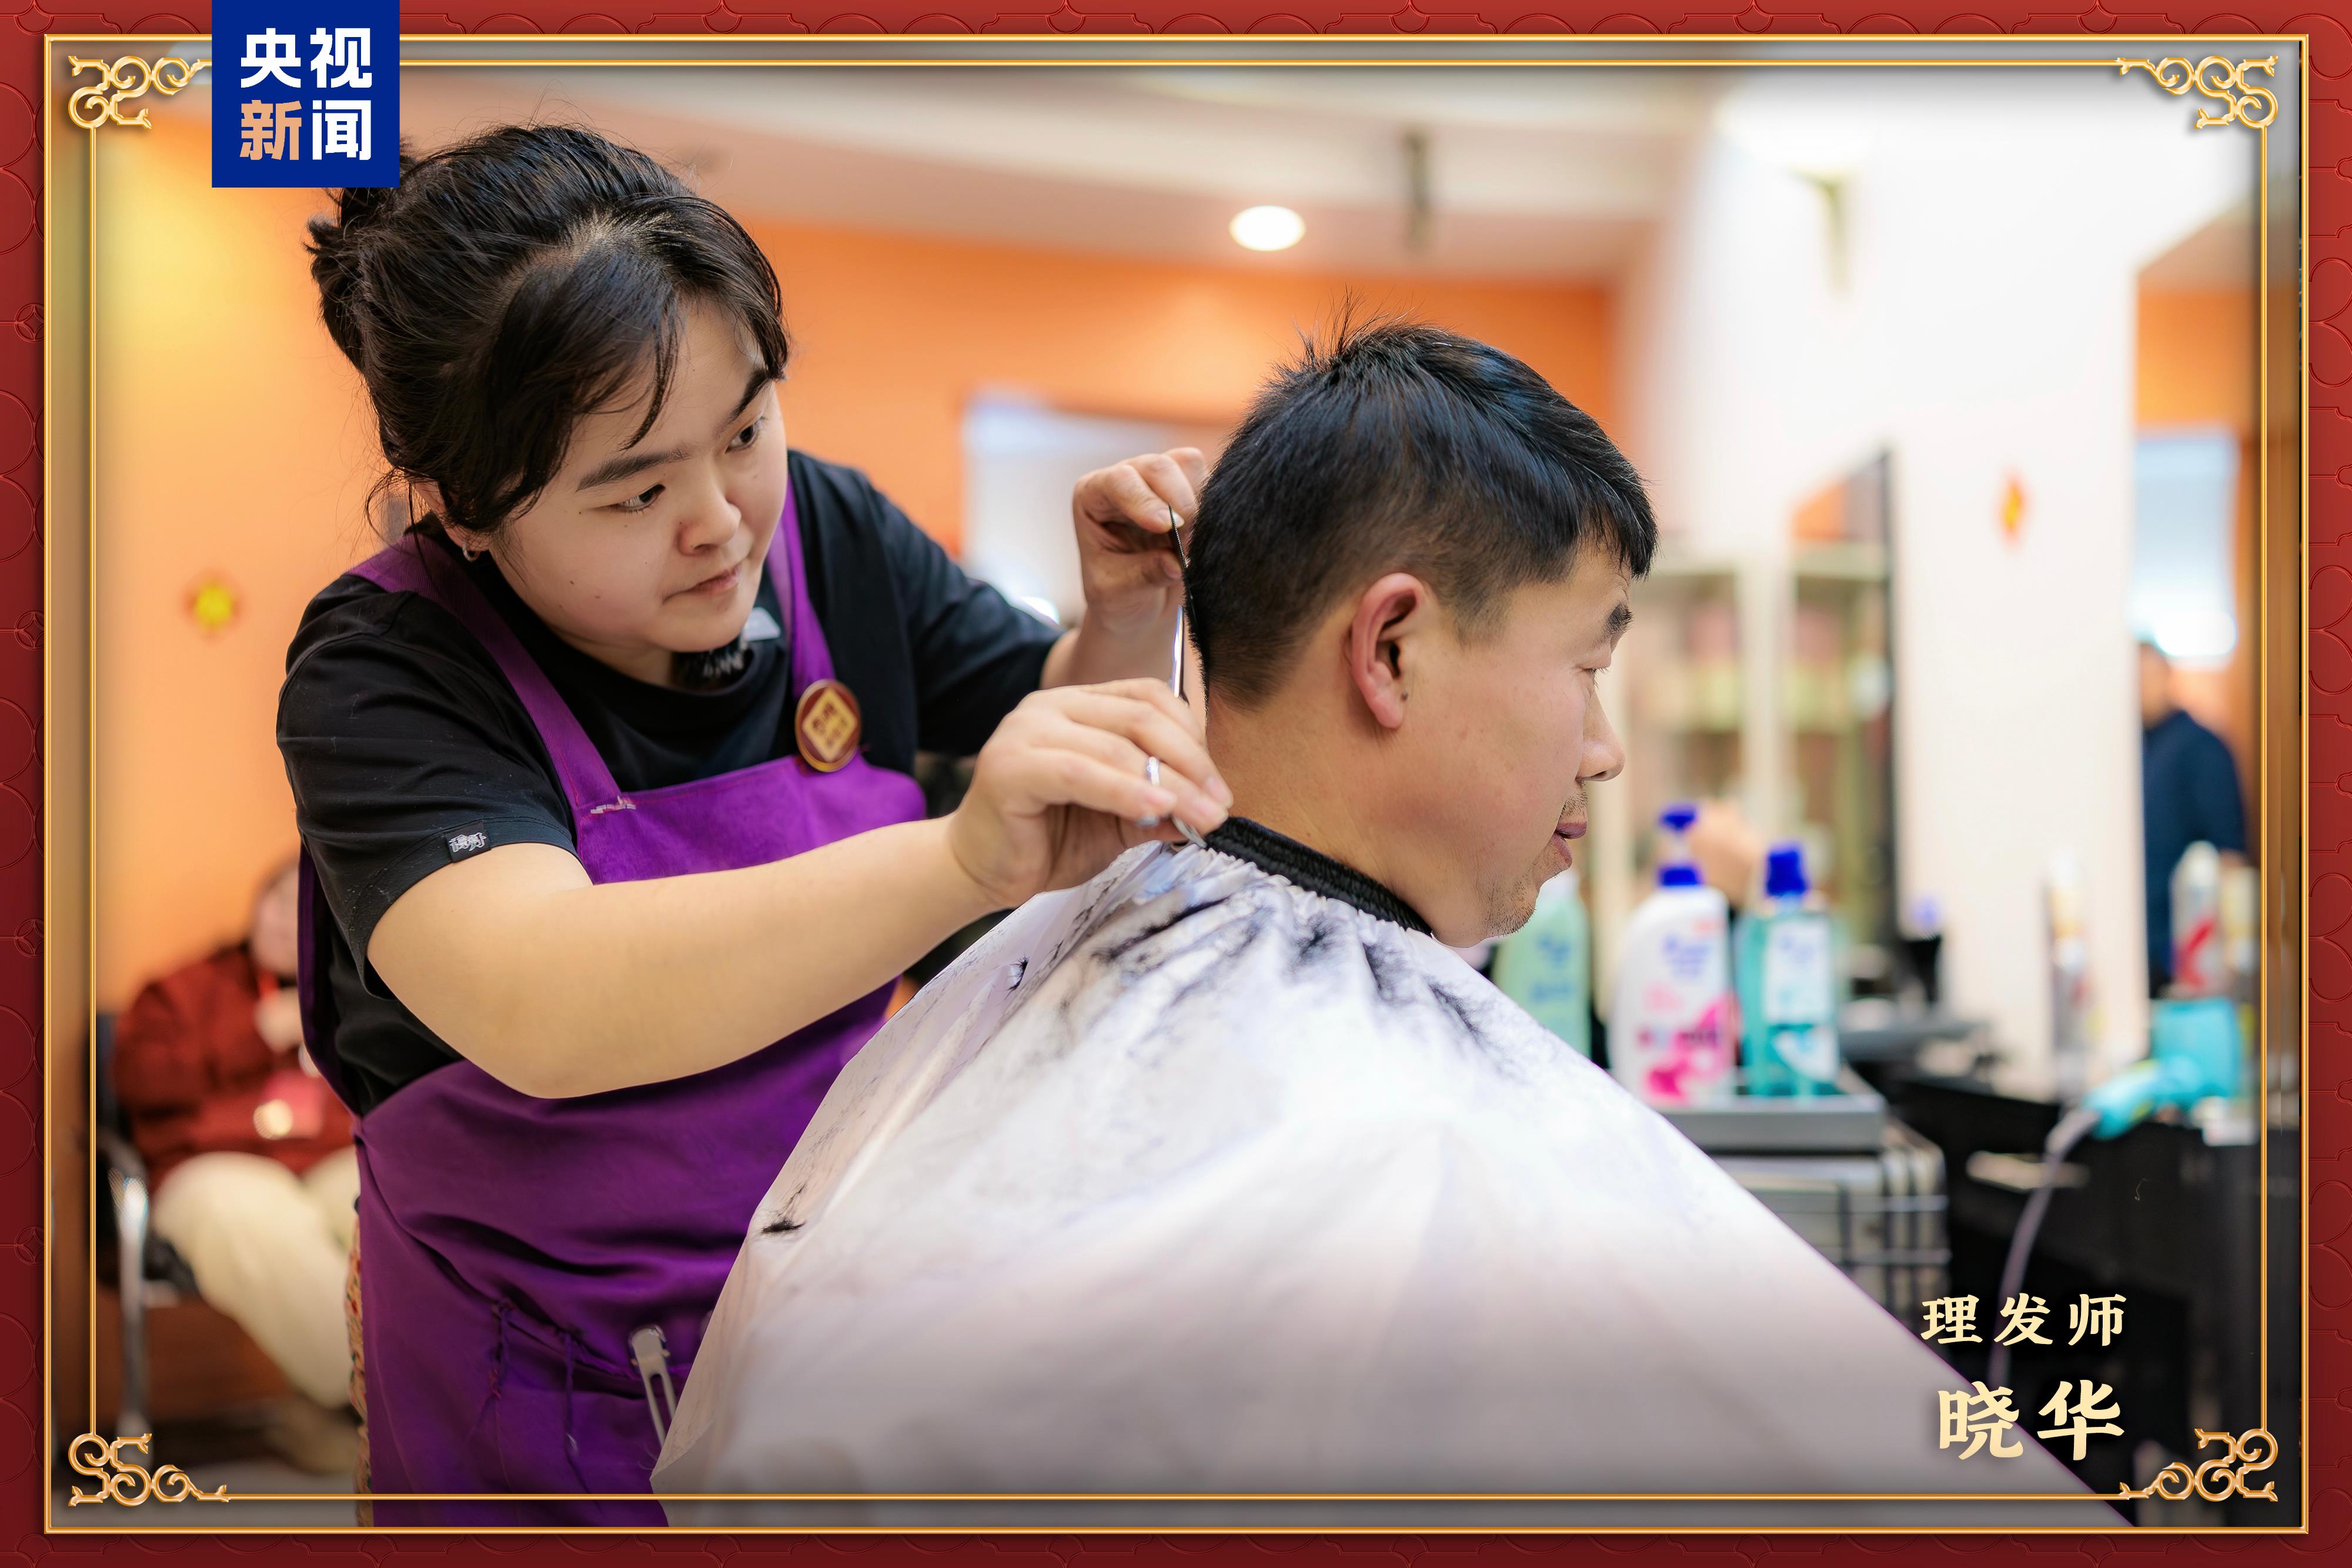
[1608,803,1738,1106]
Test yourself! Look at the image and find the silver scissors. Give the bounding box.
[1140,506,1208,848]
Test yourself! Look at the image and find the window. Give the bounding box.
[2130,430,2240,666]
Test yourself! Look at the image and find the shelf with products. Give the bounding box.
[1788,453,1896,994]
[1590,554,1751,1011]
[1618,561,1746,886]
[1590,454,1900,1012]
[1789,549,1897,995]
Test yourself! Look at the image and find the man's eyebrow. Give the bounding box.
[1606,601,1634,640]
[575,369,773,493]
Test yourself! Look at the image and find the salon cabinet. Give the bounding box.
[1886,1074,2291,1526]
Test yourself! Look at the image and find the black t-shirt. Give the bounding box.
[279,450,1060,1115]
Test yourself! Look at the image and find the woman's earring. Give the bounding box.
[462,544,482,563]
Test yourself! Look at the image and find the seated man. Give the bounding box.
[113,858,359,1459]
[655,321,2113,1526]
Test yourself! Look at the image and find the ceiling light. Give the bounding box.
[1230,205,1305,252]
[1714,94,1873,181]
[2149,608,2238,664]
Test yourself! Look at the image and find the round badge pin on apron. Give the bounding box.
[294,490,924,1525]
[794,678,861,773]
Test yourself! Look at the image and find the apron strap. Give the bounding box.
[771,481,833,692]
[349,490,809,821]
[308,493,819,1100]
[349,536,628,817]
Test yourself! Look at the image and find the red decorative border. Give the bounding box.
[5,4,2340,1564]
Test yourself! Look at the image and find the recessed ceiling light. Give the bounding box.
[1230,205,1305,252]
[1714,94,1873,180]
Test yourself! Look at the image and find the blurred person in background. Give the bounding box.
[112,857,359,1465]
[2139,640,2247,991]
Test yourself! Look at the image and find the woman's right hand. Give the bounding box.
[946,680,1231,910]
[1687,798,1766,908]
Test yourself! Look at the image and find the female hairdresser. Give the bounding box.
[278,125,1229,1527]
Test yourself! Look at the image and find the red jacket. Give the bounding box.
[111,944,353,1189]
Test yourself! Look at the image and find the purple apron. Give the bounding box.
[295,497,925,1526]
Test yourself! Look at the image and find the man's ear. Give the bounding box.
[1344,573,1434,732]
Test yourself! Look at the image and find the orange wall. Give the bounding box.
[95,118,385,1011]
[2136,289,2254,429]
[94,114,1616,1008]
[750,217,1618,554]
[2134,284,2256,800]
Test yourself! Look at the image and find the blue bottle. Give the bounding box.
[1736,842,1842,1096]
[1494,868,1592,1057]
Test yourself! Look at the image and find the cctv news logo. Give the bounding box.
[212,2,399,189]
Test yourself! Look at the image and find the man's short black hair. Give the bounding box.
[1187,313,1656,707]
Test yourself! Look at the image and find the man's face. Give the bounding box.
[249,864,300,979]
[1400,549,1631,944]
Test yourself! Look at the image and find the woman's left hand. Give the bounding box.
[1071,447,1207,637]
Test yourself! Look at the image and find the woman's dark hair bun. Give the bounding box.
[306,145,420,367]
[319,177,399,232]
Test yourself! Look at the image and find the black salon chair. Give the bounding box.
[91,1012,202,1438]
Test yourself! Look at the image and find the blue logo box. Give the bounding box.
[212,1,399,188]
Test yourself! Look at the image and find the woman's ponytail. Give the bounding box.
[305,148,418,370]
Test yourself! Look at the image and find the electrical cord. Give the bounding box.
[1985,1102,2103,1392]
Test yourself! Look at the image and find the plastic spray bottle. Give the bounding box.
[2046,852,2096,1101]
[1608,804,1735,1105]
[2170,841,2226,998]
[1494,869,1591,1057]
[2222,862,2258,1001]
[1737,842,1842,1096]
[2222,861,2259,1069]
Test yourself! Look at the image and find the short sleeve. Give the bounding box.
[278,584,578,973]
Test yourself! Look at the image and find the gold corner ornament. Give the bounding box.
[2112,1427,2278,1502]
[66,55,209,131]
[2116,56,2277,131]
[65,1432,231,1506]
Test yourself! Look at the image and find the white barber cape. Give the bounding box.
[656,834,2117,1529]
